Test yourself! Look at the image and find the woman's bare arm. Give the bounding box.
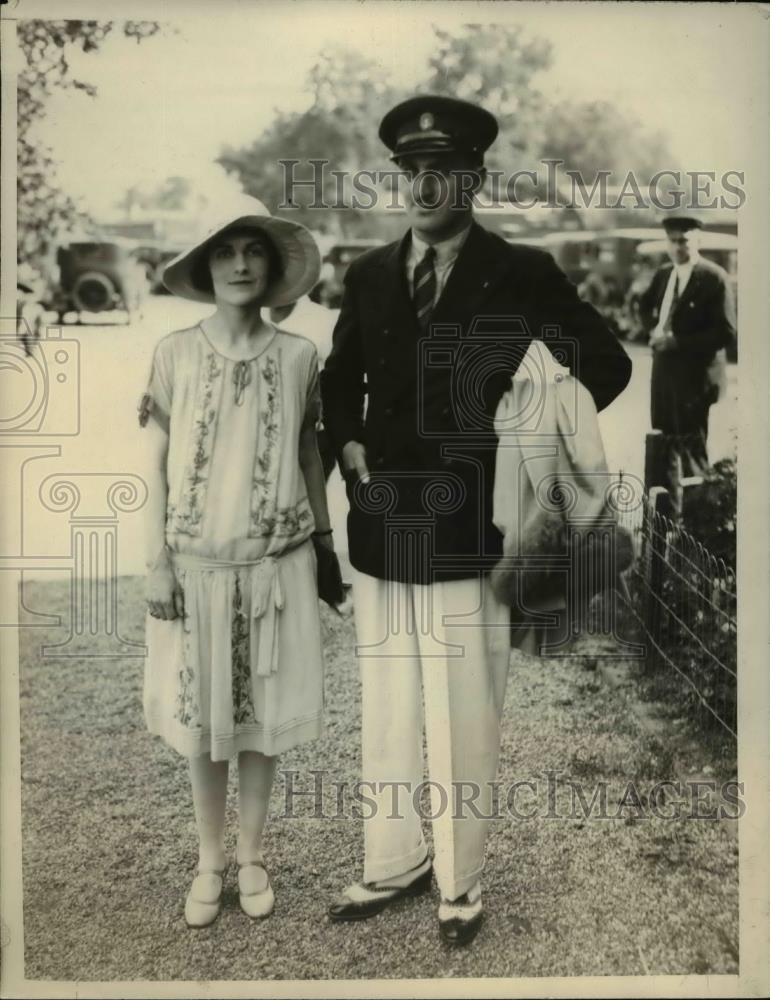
[298,423,334,547]
[143,420,183,619]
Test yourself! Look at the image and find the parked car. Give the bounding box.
[47,239,146,321]
[318,238,384,308]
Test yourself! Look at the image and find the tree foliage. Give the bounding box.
[218,44,401,232]
[541,99,673,183]
[218,24,675,229]
[17,19,161,269]
[425,25,553,172]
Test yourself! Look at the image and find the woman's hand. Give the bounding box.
[146,551,184,620]
[313,531,335,552]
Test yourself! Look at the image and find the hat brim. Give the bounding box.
[162,214,321,307]
[661,215,703,232]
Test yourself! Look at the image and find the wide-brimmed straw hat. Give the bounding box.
[163,195,321,307]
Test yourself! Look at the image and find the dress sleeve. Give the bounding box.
[138,336,174,433]
[302,346,322,431]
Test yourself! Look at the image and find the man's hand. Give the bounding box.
[341,441,370,483]
[146,552,184,620]
[650,330,677,352]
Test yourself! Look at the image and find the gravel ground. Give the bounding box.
[18,577,738,982]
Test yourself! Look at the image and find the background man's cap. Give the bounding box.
[661,213,704,233]
[379,95,498,161]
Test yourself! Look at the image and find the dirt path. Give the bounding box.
[18,577,738,981]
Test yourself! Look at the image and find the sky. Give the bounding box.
[20,1,763,220]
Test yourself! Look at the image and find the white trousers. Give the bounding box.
[352,569,511,901]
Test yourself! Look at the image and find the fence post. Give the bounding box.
[681,475,705,525]
[643,485,672,672]
[644,430,667,490]
[644,431,682,516]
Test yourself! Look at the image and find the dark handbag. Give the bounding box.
[312,535,345,610]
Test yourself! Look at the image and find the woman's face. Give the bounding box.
[207,231,272,306]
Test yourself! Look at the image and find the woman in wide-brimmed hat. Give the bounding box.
[139,196,338,927]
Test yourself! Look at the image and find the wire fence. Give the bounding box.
[615,482,737,741]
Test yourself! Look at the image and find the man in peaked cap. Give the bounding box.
[321,94,632,945]
[639,213,736,486]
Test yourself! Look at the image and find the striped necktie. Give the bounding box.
[413,246,436,332]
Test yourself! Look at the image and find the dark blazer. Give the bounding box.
[638,257,736,361]
[639,257,736,433]
[320,221,632,584]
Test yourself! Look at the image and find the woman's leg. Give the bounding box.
[189,754,229,871]
[237,751,277,864]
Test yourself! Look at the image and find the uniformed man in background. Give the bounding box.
[640,214,736,481]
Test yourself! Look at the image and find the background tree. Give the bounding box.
[218,23,676,231]
[113,176,193,218]
[541,98,675,184]
[17,19,161,271]
[425,24,553,174]
[218,44,402,234]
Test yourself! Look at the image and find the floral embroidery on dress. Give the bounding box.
[175,602,201,728]
[272,500,314,536]
[231,573,257,725]
[169,351,223,536]
[249,354,282,537]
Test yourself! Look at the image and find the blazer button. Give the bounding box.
[384,406,394,417]
[378,358,386,369]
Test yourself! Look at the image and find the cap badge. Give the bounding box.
[419,112,434,131]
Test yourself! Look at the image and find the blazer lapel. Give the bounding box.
[655,265,673,310]
[431,222,513,326]
[672,260,703,319]
[376,231,420,334]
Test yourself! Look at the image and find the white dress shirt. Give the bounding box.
[654,256,698,336]
[406,225,472,306]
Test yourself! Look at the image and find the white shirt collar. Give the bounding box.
[410,223,472,266]
[673,253,699,280]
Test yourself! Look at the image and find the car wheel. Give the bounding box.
[71,271,115,313]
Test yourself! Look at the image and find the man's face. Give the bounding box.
[665,228,700,265]
[398,153,484,240]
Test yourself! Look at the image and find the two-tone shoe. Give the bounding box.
[328,856,433,922]
[438,881,483,946]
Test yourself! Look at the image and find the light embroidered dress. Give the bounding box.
[141,323,324,761]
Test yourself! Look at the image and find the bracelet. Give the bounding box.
[312,529,333,537]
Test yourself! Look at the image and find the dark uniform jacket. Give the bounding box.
[320,221,632,584]
[639,257,736,437]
